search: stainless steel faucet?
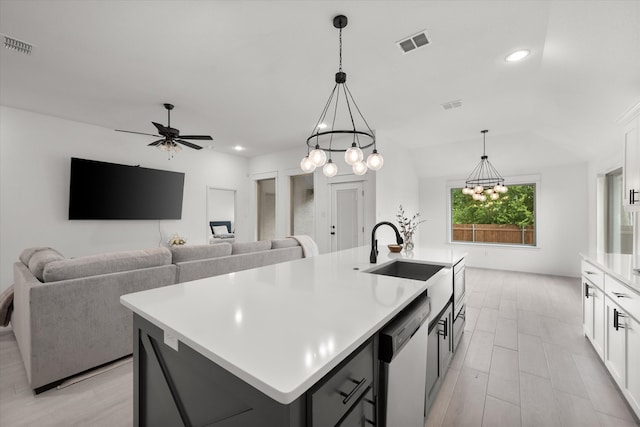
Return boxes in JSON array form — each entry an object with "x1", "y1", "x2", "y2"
[{"x1": 370, "y1": 221, "x2": 404, "y2": 263}]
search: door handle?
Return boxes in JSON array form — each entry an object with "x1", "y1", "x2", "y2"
[
  {"x1": 438, "y1": 318, "x2": 448, "y2": 338},
  {"x1": 614, "y1": 308, "x2": 626, "y2": 331},
  {"x1": 331, "y1": 232, "x2": 335, "y2": 235},
  {"x1": 339, "y1": 377, "x2": 367, "y2": 405},
  {"x1": 584, "y1": 283, "x2": 590, "y2": 299}
]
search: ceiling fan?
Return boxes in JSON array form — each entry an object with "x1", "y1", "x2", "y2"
[{"x1": 115, "y1": 103, "x2": 212, "y2": 152}]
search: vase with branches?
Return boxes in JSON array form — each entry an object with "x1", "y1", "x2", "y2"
[{"x1": 396, "y1": 205, "x2": 425, "y2": 251}]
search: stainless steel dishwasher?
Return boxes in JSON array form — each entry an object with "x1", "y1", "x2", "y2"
[{"x1": 378, "y1": 294, "x2": 431, "y2": 427}]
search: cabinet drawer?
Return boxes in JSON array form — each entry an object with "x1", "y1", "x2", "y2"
[
  {"x1": 605, "y1": 275, "x2": 640, "y2": 322},
  {"x1": 309, "y1": 340, "x2": 374, "y2": 427},
  {"x1": 582, "y1": 260, "x2": 604, "y2": 289}
]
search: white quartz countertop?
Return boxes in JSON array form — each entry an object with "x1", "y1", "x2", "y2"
[
  {"x1": 581, "y1": 252, "x2": 640, "y2": 293},
  {"x1": 120, "y1": 245, "x2": 464, "y2": 404}
]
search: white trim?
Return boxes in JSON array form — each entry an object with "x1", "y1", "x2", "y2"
[{"x1": 616, "y1": 99, "x2": 640, "y2": 125}]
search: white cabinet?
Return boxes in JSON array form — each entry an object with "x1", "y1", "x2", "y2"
[
  {"x1": 604, "y1": 297, "x2": 626, "y2": 388},
  {"x1": 580, "y1": 256, "x2": 640, "y2": 419},
  {"x1": 627, "y1": 315, "x2": 640, "y2": 415},
  {"x1": 621, "y1": 103, "x2": 640, "y2": 212},
  {"x1": 582, "y1": 261, "x2": 605, "y2": 358}
]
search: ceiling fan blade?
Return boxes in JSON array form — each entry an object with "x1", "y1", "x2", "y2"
[
  {"x1": 148, "y1": 139, "x2": 165, "y2": 147},
  {"x1": 178, "y1": 135, "x2": 213, "y2": 140},
  {"x1": 115, "y1": 129, "x2": 161, "y2": 137},
  {"x1": 175, "y1": 139, "x2": 203, "y2": 150}
]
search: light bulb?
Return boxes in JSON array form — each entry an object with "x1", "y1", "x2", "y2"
[
  {"x1": 494, "y1": 184, "x2": 501, "y2": 193},
  {"x1": 491, "y1": 192, "x2": 499, "y2": 200},
  {"x1": 366, "y1": 150, "x2": 384, "y2": 170},
  {"x1": 486, "y1": 188, "x2": 494, "y2": 194},
  {"x1": 474, "y1": 185, "x2": 484, "y2": 193},
  {"x1": 345, "y1": 144, "x2": 363, "y2": 166},
  {"x1": 462, "y1": 188, "x2": 469, "y2": 195},
  {"x1": 300, "y1": 156, "x2": 316, "y2": 173},
  {"x1": 309, "y1": 147, "x2": 327, "y2": 167},
  {"x1": 323, "y1": 160, "x2": 338, "y2": 177},
  {"x1": 501, "y1": 185, "x2": 508, "y2": 193},
  {"x1": 352, "y1": 161, "x2": 367, "y2": 175},
  {"x1": 174, "y1": 144, "x2": 182, "y2": 152},
  {"x1": 479, "y1": 194, "x2": 487, "y2": 202},
  {"x1": 472, "y1": 193, "x2": 480, "y2": 200}
]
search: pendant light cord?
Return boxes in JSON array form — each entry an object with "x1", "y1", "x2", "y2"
[{"x1": 339, "y1": 28, "x2": 343, "y2": 72}]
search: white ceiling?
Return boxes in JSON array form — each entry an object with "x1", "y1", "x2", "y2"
[{"x1": 1, "y1": 1, "x2": 639, "y2": 174}]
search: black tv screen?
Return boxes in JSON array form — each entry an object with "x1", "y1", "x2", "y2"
[{"x1": 69, "y1": 157, "x2": 185, "y2": 220}]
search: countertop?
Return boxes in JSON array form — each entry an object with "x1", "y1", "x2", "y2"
[
  {"x1": 580, "y1": 252, "x2": 640, "y2": 293},
  {"x1": 120, "y1": 245, "x2": 465, "y2": 404}
]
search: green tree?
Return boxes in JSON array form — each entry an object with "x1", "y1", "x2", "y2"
[{"x1": 451, "y1": 184, "x2": 535, "y2": 226}]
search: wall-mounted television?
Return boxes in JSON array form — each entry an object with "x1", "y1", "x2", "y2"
[{"x1": 69, "y1": 157, "x2": 185, "y2": 220}]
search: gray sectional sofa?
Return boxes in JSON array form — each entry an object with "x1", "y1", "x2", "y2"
[{"x1": 12, "y1": 238, "x2": 304, "y2": 392}]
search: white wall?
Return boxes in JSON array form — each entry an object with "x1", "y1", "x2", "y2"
[
  {"x1": 374, "y1": 133, "x2": 421, "y2": 246},
  {"x1": 418, "y1": 162, "x2": 589, "y2": 277},
  {"x1": 0, "y1": 106, "x2": 250, "y2": 292}
]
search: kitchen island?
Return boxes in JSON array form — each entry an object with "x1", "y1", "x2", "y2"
[{"x1": 121, "y1": 245, "x2": 465, "y2": 426}]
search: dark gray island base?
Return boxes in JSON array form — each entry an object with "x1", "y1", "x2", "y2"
[{"x1": 133, "y1": 314, "x2": 376, "y2": 427}]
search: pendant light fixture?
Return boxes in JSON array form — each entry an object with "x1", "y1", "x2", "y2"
[
  {"x1": 301, "y1": 15, "x2": 382, "y2": 177},
  {"x1": 462, "y1": 130, "x2": 508, "y2": 201}
]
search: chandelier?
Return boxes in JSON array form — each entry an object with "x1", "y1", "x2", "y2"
[
  {"x1": 300, "y1": 15, "x2": 382, "y2": 177},
  {"x1": 462, "y1": 130, "x2": 508, "y2": 201}
]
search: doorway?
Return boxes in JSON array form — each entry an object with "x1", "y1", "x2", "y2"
[
  {"x1": 257, "y1": 178, "x2": 276, "y2": 241},
  {"x1": 330, "y1": 181, "x2": 364, "y2": 252}
]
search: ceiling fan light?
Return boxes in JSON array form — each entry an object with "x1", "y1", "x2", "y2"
[
  {"x1": 309, "y1": 147, "x2": 327, "y2": 167},
  {"x1": 352, "y1": 161, "x2": 368, "y2": 176},
  {"x1": 323, "y1": 159, "x2": 338, "y2": 177},
  {"x1": 300, "y1": 156, "x2": 316, "y2": 173}
]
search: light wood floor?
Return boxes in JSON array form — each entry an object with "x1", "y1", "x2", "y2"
[
  {"x1": 425, "y1": 268, "x2": 639, "y2": 427},
  {"x1": 0, "y1": 268, "x2": 638, "y2": 426}
]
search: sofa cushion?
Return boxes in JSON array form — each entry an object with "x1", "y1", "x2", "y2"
[
  {"x1": 231, "y1": 240, "x2": 272, "y2": 255},
  {"x1": 42, "y1": 247, "x2": 171, "y2": 282},
  {"x1": 19, "y1": 247, "x2": 51, "y2": 266},
  {"x1": 170, "y1": 243, "x2": 232, "y2": 263},
  {"x1": 28, "y1": 249, "x2": 65, "y2": 282},
  {"x1": 271, "y1": 238, "x2": 300, "y2": 249}
]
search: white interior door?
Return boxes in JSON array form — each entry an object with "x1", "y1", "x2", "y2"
[{"x1": 331, "y1": 182, "x2": 364, "y2": 252}]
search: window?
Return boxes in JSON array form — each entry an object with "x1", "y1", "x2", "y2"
[
  {"x1": 450, "y1": 183, "x2": 536, "y2": 246},
  {"x1": 604, "y1": 169, "x2": 633, "y2": 254}
]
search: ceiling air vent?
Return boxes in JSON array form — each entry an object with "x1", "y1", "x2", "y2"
[
  {"x1": 441, "y1": 99, "x2": 463, "y2": 111},
  {"x1": 2, "y1": 34, "x2": 33, "y2": 55},
  {"x1": 396, "y1": 30, "x2": 430, "y2": 54}
]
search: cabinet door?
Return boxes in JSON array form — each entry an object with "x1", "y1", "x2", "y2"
[
  {"x1": 592, "y1": 286, "x2": 605, "y2": 359},
  {"x1": 425, "y1": 324, "x2": 440, "y2": 404},
  {"x1": 605, "y1": 298, "x2": 626, "y2": 388},
  {"x1": 583, "y1": 280, "x2": 594, "y2": 339},
  {"x1": 627, "y1": 315, "x2": 640, "y2": 416},
  {"x1": 439, "y1": 304, "x2": 453, "y2": 372},
  {"x1": 623, "y1": 117, "x2": 640, "y2": 211},
  {"x1": 336, "y1": 387, "x2": 375, "y2": 427}
]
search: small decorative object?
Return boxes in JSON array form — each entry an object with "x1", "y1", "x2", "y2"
[
  {"x1": 396, "y1": 205, "x2": 425, "y2": 252},
  {"x1": 168, "y1": 234, "x2": 187, "y2": 246},
  {"x1": 387, "y1": 244, "x2": 402, "y2": 253}
]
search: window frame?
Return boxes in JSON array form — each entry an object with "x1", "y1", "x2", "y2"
[{"x1": 446, "y1": 174, "x2": 540, "y2": 248}]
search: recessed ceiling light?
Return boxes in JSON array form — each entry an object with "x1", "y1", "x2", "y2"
[
  {"x1": 505, "y1": 49, "x2": 530, "y2": 63},
  {"x1": 233, "y1": 145, "x2": 244, "y2": 151}
]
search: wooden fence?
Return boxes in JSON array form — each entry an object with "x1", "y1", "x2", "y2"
[{"x1": 452, "y1": 224, "x2": 535, "y2": 245}]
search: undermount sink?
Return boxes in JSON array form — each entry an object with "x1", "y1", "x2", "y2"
[{"x1": 365, "y1": 260, "x2": 444, "y2": 282}]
